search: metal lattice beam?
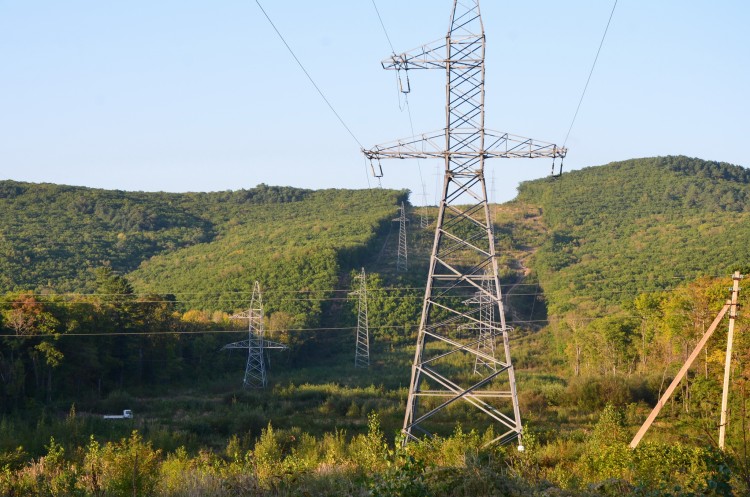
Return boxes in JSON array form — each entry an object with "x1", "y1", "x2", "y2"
[
  {"x1": 363, "y1": 0, "x2": 565, "y2": 447},
  {"x1": 461, "y1": 274, "x2": 500, "y2": 376}
]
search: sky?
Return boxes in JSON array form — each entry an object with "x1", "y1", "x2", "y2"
[{"x1": 1, "y1": 1, "x2": 748, "y2": 204}]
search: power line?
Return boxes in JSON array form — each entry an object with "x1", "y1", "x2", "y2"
[
  {"x1": 372, "y1": 0, "x2": 427, "y2": 203},
  {"x1": 253, "y1": 0, "x2": 370, "y2": 187},
  {"x1": 1, "y1": 276, "x2": 722, "y2": 306},
  {"x1": 0, "y1": 292, "x2": 547, "y2": 306},
  {"x1": 4, "y1": 307, "x2": 729, "y2": 339},
  {"x1": 0, "y1": 320, "x2": 558, "y2": 339},
  {"x1": 405, "y1": 97, "x2": 429, "y2": 208},
  {"x1": 0, "y1": 324, "x2": 406, "y2": 339},
  {"x1": 2, "y1": 273, "x2": 730, "y2": 306},
  {"x1": 367, "y1": 0, "x2": 429, "y2": 207},
  {"x1": 370, "y1": 0, "x2": 396, "y2": 54},
  {"x1": 0, "y1": 282, "x2": 546, "y2": 299},
  {"x1": 562, "y1": 0, "x2": 618, "y2": 149}
]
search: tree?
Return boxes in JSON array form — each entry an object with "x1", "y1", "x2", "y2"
[
  {"x1": 0, "y1": 293, "x2": 61, "y2": 406},
  {"x1": 633, "y1": 292, "x2": 663, "y2": 372}
]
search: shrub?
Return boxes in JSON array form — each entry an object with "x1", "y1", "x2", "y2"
[
  {"x1": 99, "y1": 431, "x2": 161, "y2": 497},
  {"x1": 371, "y1": 436, "x2": 427, "y2": 497},
  {"x1": 567, "y1": 376, "x2": 633, "y2": 410},
  {"x1": 349, "y1": 412, "x2": 387, "y2": 471},
  {"x1": 253, "y1": 423, "x2": 282, "y2": 487}
]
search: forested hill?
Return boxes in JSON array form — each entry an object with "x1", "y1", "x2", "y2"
[
  {"x1": 128, "y1": 188, "x2": 407, "y2": 328},
  {"x1": 0, "y1": 181, "x2": 405, "y2": 298},
  {"x1": 518, "y1": 156, "x2": 750, "y2": 315},
  {"x1": 5, "y1": 155, "x2": 749, "y2": 322}
]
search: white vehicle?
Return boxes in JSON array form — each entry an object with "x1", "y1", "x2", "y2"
[{"x1": 103, "y1": 409, "x2": 133, "y2": 419}]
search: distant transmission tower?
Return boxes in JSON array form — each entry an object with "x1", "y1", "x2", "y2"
[
  {"x1": 419, "y1": 212, "x2": 428, "y2": 229},
  {"x1": 462, "y1": 274, "x2": 499, "y2": 376},
  {"x1": 363, "y1": 0, "x2": 566, "y2": 447},
  {"x1": 395, "y1": 202, "x2": 408, "y2": 272},
  {"x1": 420, "y1": 183, "x2": 430, "y2": 228},
  {"x1": 222, "y1": 281, "x2": 287, "y2": 388},
  {"x1": 351, "y1": 268, "x2": 370, "y2": 368}
]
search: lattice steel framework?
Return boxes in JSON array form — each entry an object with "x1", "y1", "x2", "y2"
[
  {"x1": 462, "y1": 274, "x2": 500, "y2": 376},
  {"x1": 396, "y1": 202, "x2": 408, "y2": 272},
  {"x1": 352, "y1": 268, "x2": 371, "y2": 368},
  {"x1": 363, "y1": 0, "x2": 566, "y2": 446},
  {"x1": 222, "y1": 281, "x2": 287, "y2": 388},
  {"x1": 420, "y1": 212, "x2": 429, "y2": 229}
]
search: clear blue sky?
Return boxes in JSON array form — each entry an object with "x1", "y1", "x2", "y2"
[{"x1": 1, "y1": 1, "x2": 748, "y2": 203}]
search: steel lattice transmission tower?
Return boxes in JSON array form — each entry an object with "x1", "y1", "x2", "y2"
[
  {"x1": 419, "y1": 190, "x2": 430, "y2": 228},
  {"x1": 351, "y1": 268, "x2": 371, "y2": 368},
  {"x1": 462, "y1": 274, "x2": 499, "y2": 376},
  {"x1": 396, "y1": 202, "x2": 408, "y2": 272},
  {"x1": 222, "y1": 281, "x2": 287, "y2": 388},
  {"x1": 420, "y1": 212, "x2": 429, "y2": 229},
  {"x1": 363, "y1": 0, "x2": 566, "y2": 446}
]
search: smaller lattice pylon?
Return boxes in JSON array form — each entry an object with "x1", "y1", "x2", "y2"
[
  {"x1": 221, "y1": 281, "x2": 287, "y2": 388},
  {"x1": 460, "y1": 275, "x2": 501, "y2": 375},
  {"x1": 394, "y1": 202, "x2": 409, "y2": 272},
  {"x1": 419, "y1": 186, "x2": 430, "y2": 228},
  {"x1": 350, "y1": 268, "x2": 370, "y2": 368}
]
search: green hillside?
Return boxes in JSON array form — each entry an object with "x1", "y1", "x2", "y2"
[
  {"x1": 518, "y1": 156, "x2": 750, "y2": 315},
  {"x1": 0, "y1": 181, "x2": 404, "y2": 300},
  {"x1": 128, "y1": 188, "x2": 407, "y2": 328}
]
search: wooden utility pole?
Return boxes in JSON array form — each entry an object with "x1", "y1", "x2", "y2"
[
  {"x1": 630, "y1": 271, "x2": 744, "y2": 449},
  {"x1": 629, "y1": 303, "x2": 730, "y2": 448},
  {"x1": 719, "y1": 271, "x2": 741, "y2": 449}
]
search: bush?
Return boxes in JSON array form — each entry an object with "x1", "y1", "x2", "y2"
[
  {"x1": 566, "y1": 376, "x2": 633, "y2": 410},
  {"x1": 371, "y1": 437, "x2": 427, "y2": 497},
  {"x1": 349, "y1": 412, "x2": 387, "y2": 471},
  {"x1": 253, "y1": 423, "x2": 282, "y2": 487},
  {"x1": 97, "y1": 431, "x2": 161, "y2": 497}
]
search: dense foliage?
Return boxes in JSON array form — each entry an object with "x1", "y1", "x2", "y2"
[
  {"x1": 518, "y1": 156, "x2": 750, "y2": 315},
  {"x1": 0, "y1": 184, "x2": 408, "y2": 411},
  {"x1": 129, "y1": 188, "x2": 406, "y2": 326},
  {"x1": 0, "y1": 181, "x2": 402, "y2": 297},
  {"x1": 0, "y1": 268, "x2": 244, "y2": 413},
  {"x1": 0, "y1": 412, "x2": 742, "y2": 496}
]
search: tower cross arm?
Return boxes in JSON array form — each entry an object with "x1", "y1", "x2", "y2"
[
  {"x1": 363, "y1": 129, "x2": 567, "y2": 160},
  {"x1": 221, "y1": 334, "x2": 288, "y2": 350},
  {"x1": 382, "y1": 37, "x2": 451, "y2": 71},
  {"x1": 256, "y1": 338, "x2": 288, "y2": 350}
]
